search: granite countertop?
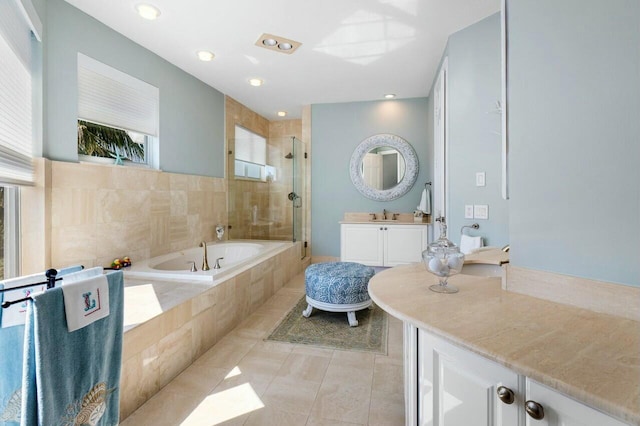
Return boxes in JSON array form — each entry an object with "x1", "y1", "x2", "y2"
[
  {"x1": 339, "y1": 220, "x2": 430, "y2": 225},
  {"x1": 463, "y1": 247, "x2": 509, "y2": 265},
  {"x1": 368, "y1": 263, "x2": 640, "y2": 425},
  {"x1": 341, "y1": 212, "x2": 431, "y2": 225}
]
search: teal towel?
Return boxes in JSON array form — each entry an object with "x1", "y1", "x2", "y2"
[
  {"x1": 0, "y1": 265, "x2": 84, "y2": 425},
  {"x1": 21, "y1": 270, "x2": 124, "y2": 426},
  {"x1": 0, "y1": 285, "x2": 23, "y2": 425}
]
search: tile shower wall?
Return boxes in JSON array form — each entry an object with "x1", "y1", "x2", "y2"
[
  {"x1": 268, "y1": 119, "x2": 302, "y2": 241},
  {"x1": 226, "y1": 96, "x2": 270, "y2": 240},
  {"x1": 226, "y1": 96, "x2": 304, "y2": 242},
  {"x1": 49, "y1": 160, "x2": 227, "y2": 269}
]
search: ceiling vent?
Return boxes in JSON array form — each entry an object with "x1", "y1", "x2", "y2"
[{"x1": 255, "y1": 33, "x2": 302, "y2": 54}]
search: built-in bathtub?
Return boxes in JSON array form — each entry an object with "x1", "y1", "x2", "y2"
[
  {"x1": 124, "y1": 240, "x2": 288, "y2": 282},
  {"x1": 119, "y1": 239, "x2": 308, "y2": 421}
]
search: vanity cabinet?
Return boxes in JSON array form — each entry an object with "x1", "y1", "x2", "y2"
[
  {"x1": 409, "y1": 326, "x2": 629, "y2": 426},
  {"x1": 340, "y1": 223, "x2": 428, "y2": 267}
]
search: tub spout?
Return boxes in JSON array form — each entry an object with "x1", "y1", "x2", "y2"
[
  {"x1": 216, "y1": 224, "x2": 225, "y2": 241},
  {"x1": 200, "y1": 241, "x2": 210, "y2": 271}
]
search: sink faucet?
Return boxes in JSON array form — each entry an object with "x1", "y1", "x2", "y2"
[
  {"x1": 200, "y1": 241, "x2": 210, "y2": 271},
  {"x1": 383, "y1": 209, "x2": 387, "y2": 220}
]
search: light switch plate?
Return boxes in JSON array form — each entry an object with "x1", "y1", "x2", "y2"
[
  {"x1": 474, "y1": 204, "x2": 489, "y2": 219},
  {"x1": 476, "y1": 172, "x2": 486, "y2": 187},
  {"x1": 464, "y1": 205, "x2": 474, "y2": 219}
]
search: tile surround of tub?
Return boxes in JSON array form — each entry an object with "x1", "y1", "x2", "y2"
[
  {"x1": 119, "y1": 242, "x2": 304, "y2": 420},
  {"x1": 44, "y1": 160, "x2": 227, "y2": 270}
]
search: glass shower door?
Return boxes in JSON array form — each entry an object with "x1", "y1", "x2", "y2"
[{"x1": 291, "y1": 137, "x2": 305, "y2": 245}]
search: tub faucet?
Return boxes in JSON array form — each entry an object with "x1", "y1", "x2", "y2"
[
  {"x1": 213, "y1": 257, "x2": 224, "y2": 269},
  {"x1": 200, "y1": 241, "x2": 210, "y2": 271}
]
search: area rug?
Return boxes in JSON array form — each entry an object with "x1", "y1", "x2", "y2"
[{"x1": 266, "y1": 296, "x2": 388, "y2": 354}]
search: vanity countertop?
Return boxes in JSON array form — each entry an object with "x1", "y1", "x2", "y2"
[
  {"x1": 368, "y1": 263, "x2": 640, "y2": 425},
  {"x1": 463, "y1": 247, "x2": 509, "y2": 265},
  {"x1": 341, "y1": 211, "x2": 430, "y2": 225},
  {"x1": 339, "y1": 220, "x2": 430, "y2": 225}
]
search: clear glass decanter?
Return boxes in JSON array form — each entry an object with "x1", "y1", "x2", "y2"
[{"x1": 422, "y1": 218, "x2": 465, "y2": 293}]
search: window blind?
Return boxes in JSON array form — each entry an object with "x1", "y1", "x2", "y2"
[
  {"x1": 78, "y1": 53, "x2": 159, "y2": 137},
  {"x1": 234, "y1": 125, "x2": 266, "y2": 165},
  {"x1": 0, "y1": 0, "x2": 37, "y2": 185}
]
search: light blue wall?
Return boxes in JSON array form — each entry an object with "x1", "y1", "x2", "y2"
[
  {"x1": 447, "y1": 13, "x2": 508, "y2": 248},
  {"x1": 507, "y1": 0, "x2": 640, "y2": 285},
  {"x1": 37, "y1": 0, "x2": 225, "y2": 177},
  {"x1": 311, "y1": 98, "x2": 429, "y2": 257}
]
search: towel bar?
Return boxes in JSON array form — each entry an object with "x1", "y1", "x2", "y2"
[{"x1": 461, "y1": 223, "x2": 479, "y2": 235}]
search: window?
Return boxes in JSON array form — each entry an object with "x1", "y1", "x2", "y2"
[
  {"x1": 77, "y1": 54, "x2": 159, "y2": 167},
  {"x1": 0, "y1": 0, "x2": 41, "y2": 279},
  {"x1": 0, "y1": 187, "x2": 19, "y2": 280},
  {"x1": 77, "y1": 120, "x2": 150, "y2": 165},
  {"x1": 234, "y1": 125, "x2": 267, "y2": 181}
]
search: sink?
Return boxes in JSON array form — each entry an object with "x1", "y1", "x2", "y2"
[{"x1": 370, "y1": 219, "x2": 399, "y2": 222}]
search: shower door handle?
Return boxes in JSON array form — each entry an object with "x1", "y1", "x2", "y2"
[{"x1": 288, "y1": 192, "x2": 302, "y2": 208}]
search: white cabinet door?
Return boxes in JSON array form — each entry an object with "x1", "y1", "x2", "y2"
[
  {"x1": 525, "y1": 379, "x2": 628, "y2": 426},
  {"x1": 418, "y1": 330, "x2": 521, "y2": 426},
  {"x1": 340, "y1": 224, "x2": 384, "y2": 266},
  {"x1": 385, "y1": 225, "x2": 428, "y2": 266},
  {"x1": 341, "y1": 223, "x2": 428, "y2": 267}
]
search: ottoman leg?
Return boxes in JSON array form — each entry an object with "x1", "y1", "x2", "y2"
[
  {"x1": 302, "y1": 304, "x2": 313, "y2": 318},
  {"x1": 347, "y1": 311, "x2": 358, "y2": 327}
]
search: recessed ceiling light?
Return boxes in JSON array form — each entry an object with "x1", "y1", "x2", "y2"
[
  {"x1": 249, "y1": 78, "x2": 263, "y2": 87},
  {"x1": 136, "y1": 4, "x2": 161, "y2": 20},
  {"x1": 197, "y1": 51, "x2": 215, "y2": 62},
  {"x1": 384, "y1": 94, "x2": 396, "y2": 99},
  {"x1": 277, "y1": 111, "x2": 287, "y2": 117},
  {"x1": 255, "y1": 33, "x2": 302, "y2": 55}
]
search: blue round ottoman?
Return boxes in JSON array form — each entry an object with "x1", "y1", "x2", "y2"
[{"x1": 302, "y1": 262, "x2": 375, "y2": 327}]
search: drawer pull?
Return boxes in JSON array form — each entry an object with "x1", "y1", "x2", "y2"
[
  {"x1": 497, "y1": 386, "x2": 515, "y2": 404},
  {"x1": 525, "y1": 400, "x2": 545, "y2": 420}
]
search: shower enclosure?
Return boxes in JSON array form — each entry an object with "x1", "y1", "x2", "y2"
[{"x1": 228, "y1": 136, "x2": 306, "y2": 250}]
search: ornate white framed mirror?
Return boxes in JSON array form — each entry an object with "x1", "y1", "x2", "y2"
[{"x1": 349, "y1": 133, "x2": 419, "y2": 201}]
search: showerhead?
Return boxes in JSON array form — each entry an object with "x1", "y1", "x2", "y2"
[{"x1": 284, "y1": 152, "x2": 293, "y2": 159}]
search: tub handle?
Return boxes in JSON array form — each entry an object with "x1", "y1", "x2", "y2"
[
  {"x1": 214, "y1": 257, "x2": 224, "y2": 269},
  {"x1": 187, "y1": 261, "x2": 197, "y2": 272}
]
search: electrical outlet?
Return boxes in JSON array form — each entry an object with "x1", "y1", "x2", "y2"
[
  {"x1": 476, "y1": 172, "x2": 486, "y2": 187},
  {"x1": 474, "y1": 204, "x2": 489, "y2": 219},
  {"x1": 464, "y1": 205, "x2": 474, "y2": 219}
]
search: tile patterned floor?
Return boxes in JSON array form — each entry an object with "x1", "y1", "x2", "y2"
[{"x1": 121, "y1": 272, "x2": 405, "y2": 426}]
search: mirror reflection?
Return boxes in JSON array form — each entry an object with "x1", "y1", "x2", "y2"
[{"x1": 361, "y1": 147, "x2": 406, "y2": 190}]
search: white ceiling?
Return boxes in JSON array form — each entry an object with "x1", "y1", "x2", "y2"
[{"x1": 64, "y1": 0, "x2": 500, "y2": 120}]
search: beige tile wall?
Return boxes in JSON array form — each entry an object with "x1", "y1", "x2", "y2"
[
  {"x1": 119, "y1": 242, "x2": 308, "y2": 420},
  {"x1": 39, "y1": 160, "x2": 227, "y2": 271},
  {"x1": 226, "y1": 96, "x2": 270, "y2": 240}
]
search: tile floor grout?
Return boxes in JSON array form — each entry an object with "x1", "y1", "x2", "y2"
[{"x1": 121, "y1": 272, "x2": 405, "y2": 425}]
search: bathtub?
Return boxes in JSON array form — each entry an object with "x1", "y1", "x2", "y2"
[{"x1": 124, "y1": 240, "x2": 289, "y2": 282}]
